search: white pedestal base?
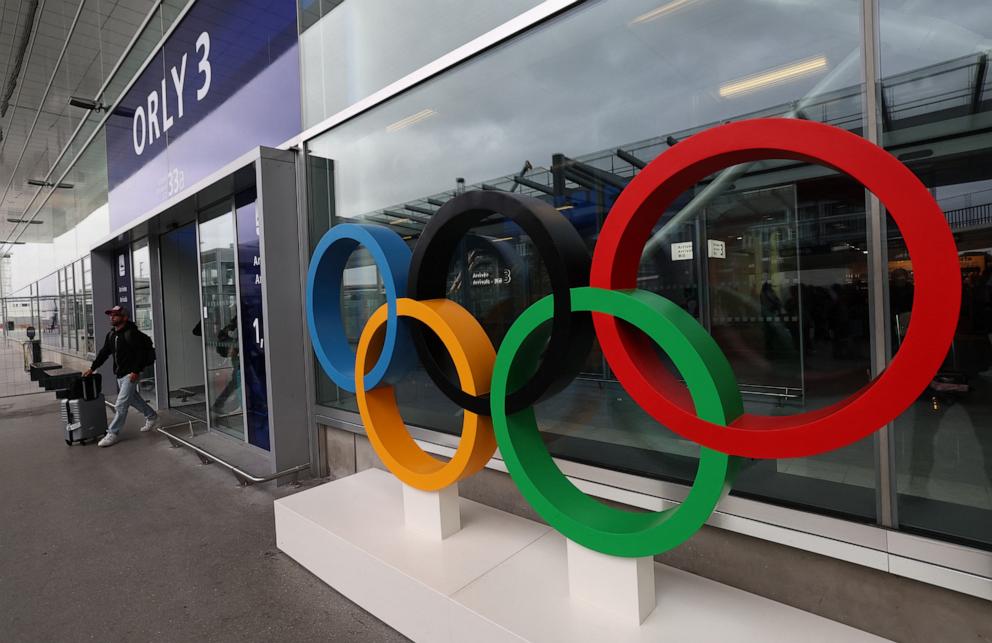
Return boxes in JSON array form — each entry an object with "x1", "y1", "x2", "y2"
[
  {"x1": 566, "y1": 539, "x2": 655, "y2": 625},
  {"x1": 403, "y1": 482, "x2": 461, "y2": 540},
  {"x1": 275, "y1": 469, "x2": 889, "y2": 643}
]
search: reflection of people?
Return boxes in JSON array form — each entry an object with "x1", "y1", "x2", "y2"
[
  {"x1": 889, "y1": 268, "x2": 914, "y2": 348},
  {"x1": 906, "y1": 377, "x2": 992, "y2": 497},
  {"x1": 83, "y1": 306, "x2": 159, "y2": 448},
  {"x1": 212, "y1": 316, "x2": 240, "y2": 413},
  {"x1": 760, "y1": 281, "x2": 781, "y2": 353},
  {"x1": 906, "y1": 258, "x2": 992, "y2": 497}
]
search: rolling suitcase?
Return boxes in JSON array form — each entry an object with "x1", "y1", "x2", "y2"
[{"x1": 62, "y1": 395, "x2": 108, "y2": 446}]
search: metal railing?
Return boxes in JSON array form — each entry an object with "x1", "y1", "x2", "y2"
[
  {"x1": 156, "y1": 419, "x2": 311, "y2": 487},
  {"x1": 945, "y1": 202, "x2": 992, "y2": 230}
]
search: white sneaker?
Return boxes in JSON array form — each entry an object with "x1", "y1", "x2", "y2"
[
  {"x1": 98, "y1": 432, "x2": 120, "y2": 448},
  {"x1": 140, "y1": 416, "x2": 160, "y2": 432}
]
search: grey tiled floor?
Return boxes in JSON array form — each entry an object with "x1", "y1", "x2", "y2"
[{"x1": 0, "y1": 350, "x2": 406, "y2": 642}]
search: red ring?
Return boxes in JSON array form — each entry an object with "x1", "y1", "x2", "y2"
[{"x1": 591, "y1": 118, "x2": 960, "y2": 459}]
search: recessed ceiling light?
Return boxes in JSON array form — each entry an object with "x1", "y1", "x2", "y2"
[
  {"x1": 386, "y1": 109, "x2": 436, "y2": 132},
  {"x1": 719, "y1": 56, "x2": 828, "y2": 98}
]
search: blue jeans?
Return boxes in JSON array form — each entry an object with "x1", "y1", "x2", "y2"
[{"x1": 107, "y1": 375, "x2": 157, "y2": 435}]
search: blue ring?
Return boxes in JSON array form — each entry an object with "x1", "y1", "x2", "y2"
[{"x1": 306, "y1": 224, "x2": 415, "y2": 392}]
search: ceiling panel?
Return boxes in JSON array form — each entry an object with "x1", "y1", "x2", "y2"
[{"x1": 0, "y1": 0, "x2": 166, "y2": 248}]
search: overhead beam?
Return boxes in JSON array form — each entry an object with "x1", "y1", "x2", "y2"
[{"x1": 972, "y1": 53, "x2": 988, "y2": 114}]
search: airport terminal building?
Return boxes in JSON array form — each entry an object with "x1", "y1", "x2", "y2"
[{"x1": 1, "y1": 0, "x2": 991, "y2": 639}]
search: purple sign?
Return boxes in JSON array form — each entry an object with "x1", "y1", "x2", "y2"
[
  {"x1": 236, "y1": 197, "x2": 269, "y2": 450},
  {"x1": 106, "y1": 0, "x2": 300, "y2": 232}
]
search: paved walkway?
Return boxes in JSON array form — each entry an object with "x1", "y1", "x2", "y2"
[{"x1": 0, "y1": 344, "x2": 405, "y2": 642}]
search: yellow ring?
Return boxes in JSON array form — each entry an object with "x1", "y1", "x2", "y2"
[{"x1": 355, "y1": 297, "x2": 497, "y2": 490}]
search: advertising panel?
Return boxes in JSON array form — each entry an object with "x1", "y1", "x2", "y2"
[
  {"x1": 236, "y1": 199, "x2": 269, "y2": 450},
  {"x1": 105, "y1": 0, "x2": 300, "y2": 232}
]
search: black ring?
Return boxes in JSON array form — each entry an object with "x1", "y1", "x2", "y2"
[{"x1": 408, "y1": 190, "x2": 593, "y2": 415}]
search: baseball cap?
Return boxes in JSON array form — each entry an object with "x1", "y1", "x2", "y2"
[{"x1": 104, "y1": 305, "x2": 130, "y2": 316}]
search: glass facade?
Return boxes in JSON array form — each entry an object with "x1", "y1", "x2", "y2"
[
  {"x1": 298, "y1": 0, "x2": 544, "y2": 126},
  {"x1": 304, "y1": 0, "x2": 992, "y2": 552},
  {"x1": 307, "y1": 0, "x2": 876, "y2": 521},
  {"x1": 1, "y1": 256, "x2": 95, "y2": 357},
  {"x1": 878, "y1": 0, "x2": 992, "y2": 549}
]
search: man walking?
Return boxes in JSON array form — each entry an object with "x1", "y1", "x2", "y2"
[{"x1": 83, "y1": 306, "x2": 159, "y2": 447}]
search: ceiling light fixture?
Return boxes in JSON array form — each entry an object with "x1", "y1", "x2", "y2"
[
  {"x1": 629, "y1": 0, "x2": 699, "y2": 25},
  {"x1": 719, "y1": 56, "x2": 828, "y2": 98},
  {"x1": 6, "y1": 218, "x2": 43, "y2": 224},
  {"x1": 26, "y1": 179, "x2": 74, "y2": 188},
  {"x1": 68, "y1": 96, "x2": 109, "y2": 112},
  {"x1": 386, "y1": 109, "x2": 437, "y2": 132}
]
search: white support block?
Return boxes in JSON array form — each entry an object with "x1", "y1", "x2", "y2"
[
  {"x1": 403, "y1": 481, "x2": 462, "y2": 540},
  {"x1": 276, "y1": 469, "x2": 889, "y2": 642},
  {"x1": 566, "y1": 539, "x2": 656, "y2": 625}
]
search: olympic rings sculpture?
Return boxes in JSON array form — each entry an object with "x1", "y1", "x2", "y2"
[{"x1": 306, "y1": 119, "x2": 960, "y2": 558}]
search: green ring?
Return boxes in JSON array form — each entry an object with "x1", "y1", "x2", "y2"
[{"x1": 490, "y1": 287, "x2": 744, "y2": 558}]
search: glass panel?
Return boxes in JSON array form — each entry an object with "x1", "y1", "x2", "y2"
[
  {"x1": 132, "y1": 239, "x2": 157, "y2": 409},
  {"x1": 38, "y1": 273, "x2": 59, "y2": 349},
  {"x1": 161, "y1": 223, "x2": 207, "y2": 419},
  {"x1": 307, "y1": 0, "x2": 875, "y2": 521},
  {"x1": 65, "y1": 267, "x2": 76, "y2": 353},
  {"x1": 59, "y1": 269, "x2": 69, "y2": 351},
  {"x1": 4, "y1": 298, "x2": 35, "y2": 341},
  {"x1": 299, "y1": 0, "x2": 543, "y2": 126},
  {"x1": 880, "y1": 0, "x2": 992, "y2": 550},
  {"x1": 74, "y1": 261, "x2": 86, "y2": 353},
  {"x1": 82, "y1": 256, "x2": 94, "y2": 354},
  {"x1": 199, "y1": 204, "x2": 244, "y2": 439}
]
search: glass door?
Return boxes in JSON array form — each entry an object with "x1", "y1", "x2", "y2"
[
  {"x1": 198, "y1": 202, "x2": 245, "y2": 440},
  {"x1": 161, "y1": 223, "x2": 207, "y2": 419},
  {"x1": 132, "y1": 239, "x2": 157, "y2": 407},
  {"x1": 704, "y1": 185, "x2": 803, "y2": 397}
]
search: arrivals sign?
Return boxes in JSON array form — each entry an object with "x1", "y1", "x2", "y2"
[{"x1": 105, "y1": 0, "x2": 300, "y2": 232}]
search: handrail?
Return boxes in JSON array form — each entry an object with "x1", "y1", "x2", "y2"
[{"x1": 157, "y1": 421, "x2": 310, "y2": 487}]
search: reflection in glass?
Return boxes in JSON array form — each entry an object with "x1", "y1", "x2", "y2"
[
  {"x1": 199, "y1": 207, "x2": 244, "y2": 440},
  {"x1": 299, "y1": 0, "x2": 541, "y2": 125},
  {"x1": 132, "y1": 239, "x2": 157, "y2": 409},
  {"x1": 161, "y1": 223, "x2": 207, "y2": 419},
  {"x1": 877, "y1": 0, "x2": 992, "y2": 550}
]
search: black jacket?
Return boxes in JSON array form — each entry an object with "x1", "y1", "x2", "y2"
[{"x1": 91, "y1": 321, "x2": 153, "y2": 377}]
